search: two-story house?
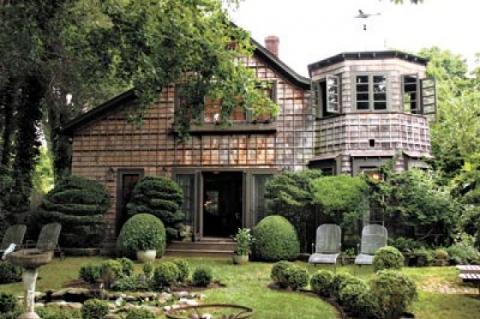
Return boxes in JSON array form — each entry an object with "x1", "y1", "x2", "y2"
[{"x1": 63, "y1": 37, "x2": 435, "y2": 250}]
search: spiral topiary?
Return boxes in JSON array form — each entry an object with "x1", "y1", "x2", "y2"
[
  {"x1": 252, "y1": 216, "x2": 300, "y2": 261},
  {"x1": 126, "y1": 176, "x2": 184, "y2": 240},
  {"x1": 116, "y1": 214, "x2": 166, "y2": 258},
  {"x1": 35, "y1": 175, "x2": 110, "y2": 247}
]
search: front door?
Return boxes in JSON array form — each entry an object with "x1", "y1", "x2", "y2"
[
  {"x1": 202, "y1": 172, "x2": 243, "y2": 237},
  {"x1": 116, "y1": 169, "x2": 144, "y2": 235}
]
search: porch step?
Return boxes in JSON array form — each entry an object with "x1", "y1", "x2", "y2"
[{"x1": 166, "y1": 239, "x2": 236, "y2": 257}]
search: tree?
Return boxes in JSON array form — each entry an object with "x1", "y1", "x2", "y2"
[{"x1": 0, "y1": 0, "x2": 276, "y2": 212}]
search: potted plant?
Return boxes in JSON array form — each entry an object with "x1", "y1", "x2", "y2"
[{"x1": 232, "y1": 228, "x2": 254, "y2": 265}]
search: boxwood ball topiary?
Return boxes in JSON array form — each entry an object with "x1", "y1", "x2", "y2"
[
  {"x1": 284, "y1": 265, "x2": 309, "y2": 290},
  {"x1": 252, "y1": 216, "x2": 300, "y2": 261},
  {"x1": 152, "y1": 262, "x2": 179, "y2": 289},
  {"x1": 173, "y1": 259, "x2": 190, "y2": 283},
  {"x1": 126, "y1": 176, "x2": 184, "y2": 240},
  {"x1": 373, "y1": 246, "x2": 405, "y2": 271},
  {"x1": 270, "y1": 261, "x2": 293, "y2": 288},
  {"x1": 116, "y1": 214, "x2": 166, "y2": 258},
  {"x1": 35, "y1": 175, "x2": 111, "y2": 247},
  {"x1": 192, "y1": 266, "x2": 213, "y2": 287},
  {"x1": 310, "y1": 270, "x2": 334, "y2": 297}
]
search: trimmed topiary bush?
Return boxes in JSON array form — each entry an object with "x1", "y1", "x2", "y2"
[
  {"x1": 413, "y1": 248, "x2": 434, "y2": 267},
  {"x1": 192, "y1": 266, "x2": 213, "y2": 287},
  {"x1": 284, "y1": 265, "x2": 308, "y2": 290},
  {"x1": 82, "y1": 299, "x2": 109, "y2": 319},
  {"x1": 252, "y1": 216, "x2": 300, "y2": 261},
  {"x1": 127, "y1": 176, "x2": 184, "y2": 240},
  {"x1": 331, "y1": 272, "x2": 357, "y2": 300},
  {"x1": 116, "y1": 214, "x2": 166, "y2": 258},
  {"x1": 338, "y1": 284, "x2": 377, "y2": 318},
  {"x1": 125, "y1": 308, "x2": 156, "y2": 319},
  {"x1": 373, "y1": 246, "x2": 405, "y2": 271},
  {"x1": 117, "y1": 258, "x2": 134, "y2": 276},
  {"x1": 79, "y1": 264, "x2": 102, "y2": 284},
  {"x1": 100, "y1": 260, "x2": 124, "y2": 289},
  {"x1": 310, "y1": 270, "x2": 334, "y2": 297},
  {"x1": 369, "y1": 270, "x2": 417, "y2": 319},
  {"x1": 338, "y1": 279, "x2": 369, "y2": 305},
  {"x1": 35, "y1": 175, "x2": 110, "y2": 247},
  {"x1": 270, "y1": 261, "x2": 292, "y2": 288},
  {"x1": 152, "y1": 262, "x2": 179, "y2": 289},
  {"x1": 434, "y1": 248, "x2": 449, "y2": 266},
  {"x1": 173, "y1": 259, "x2": 190, "y2": 283},
  {"x1": 0, "y1": 262, "x2": 22, "y2": 284}
]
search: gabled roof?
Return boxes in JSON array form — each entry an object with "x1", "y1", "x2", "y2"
[
  {"x1": 63, "y1": 39, "x2": 310, "y2": 135},
  {"x1": 308, "y1": 50, "x2": 428, "y2": 75}
]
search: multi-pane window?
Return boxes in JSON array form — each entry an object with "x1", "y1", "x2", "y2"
[
  {"x1": 402, "y1": 75, "x2": 436, "y2": 115},
  {"x1": 403, "y1": 75, "x2": 419, "y2": 113},
  {"x1": 253, "y1": 174, "x2": 273, "y2": 224},
  {"x1": 313, "y1": 75, "x2": 340, "y2": 118},
  {"x1": 355, "y1": 75, "x2": 388, "y2": 111},
  {"x1": 176, "y1": 174, "x2": 195, "y2": 225}
]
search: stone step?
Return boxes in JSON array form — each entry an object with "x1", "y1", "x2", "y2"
[{"x1": 166, "y1": 239, "x2": 236, "y2": 257}]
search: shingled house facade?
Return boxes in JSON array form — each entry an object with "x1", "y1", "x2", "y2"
[{"x1": 63, "y1": 37, "x2": 435, "y2": 245}]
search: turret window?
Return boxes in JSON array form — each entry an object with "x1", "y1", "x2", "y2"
[{"x1": 355, "y1": 74, "x2": 388, "y2": 111}]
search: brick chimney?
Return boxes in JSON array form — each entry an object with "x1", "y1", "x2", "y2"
[{"x1": 264, "y1": 35, "x2": 280, "y2": 57}]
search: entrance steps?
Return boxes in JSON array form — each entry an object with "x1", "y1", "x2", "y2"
[{"x1": 166, "y1": 238, "x2": 236, "y2": 257}]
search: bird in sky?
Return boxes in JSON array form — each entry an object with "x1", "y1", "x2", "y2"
[{"x1": 355, "y1": 9, "x2": 381, "y2": 19}]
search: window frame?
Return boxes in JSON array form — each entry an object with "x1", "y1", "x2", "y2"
[
  {"x1": 353, "y1": 73, "x2": 390, "y2": 112},
  {"x1": 402, "y1": 73, "x2": 421, "y2": 114},
  {"x1": 313, "y1": 75, "x2": 341, "y2": 119}
]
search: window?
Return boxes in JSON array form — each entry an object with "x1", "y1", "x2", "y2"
[
  {"x1": 176, "y1": 174, "x2": 195, "y2": 225},
  {"x1": 313, "y1": 75, "x2": 340, "y2": 118},
  {"x1": 355, "y1": 74, "x2": 388, "y2": 111},
  {"x1": 252, "y1": 174, "x2": 273, "y2": 224},
  {"x1": 402, "y1": 75, "x2": 436, "y2": 115}
]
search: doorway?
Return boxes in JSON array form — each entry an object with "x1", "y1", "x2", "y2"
[
  {"x1": 116, "y1": 169, "x2": 144, "y2": 235},
  {"x1": 202, "y1": 172, "x2": 243, "y2": 237}
]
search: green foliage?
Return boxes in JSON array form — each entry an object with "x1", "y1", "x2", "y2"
[
  {"x1": 312, "y1": 175, "x2": 368, "y2": 229},
  {"x1": 252, "y1": 216, "x2": 300, "y2": 261},
  {"x1": 81, "y1": 299, "x2": 109, "y2": 319},
  {"x1": 192, "y1": 266, "x2": 213, "y2": 287},
  {"x1": 111, "y1": 275, "x2": 148, "y2": 292},
  {"x1": 233, "y1": 228, "x2": 254, "y2": 256},
  {"x1": 35, "y1": 175, "x2": 111, "y2": 247},
  {"x1": 310, "y1": 270, "x2": 334, "y2": 297},
  {"x1": 265, "y1": 170, "x2": 322, "y2": 251},
  {"x1": 127, "y1": 176, "x2": 184, "y2": 240},
  {"x1": 0, "y1": 166, "x2": 14, "y2": 232},
  {"x1": 0, "y1": 262, "x2": 21, "y2": 284},
  {"x1": 270, "y1": 261, "x2": 292, "y2": 288},
  {"x1": 116, "y1": 214, "x2": 166, "y2": 258},
  {"x1": 331, "y1": 272, "x2": 357, "y2": 300},
  {"x1": 434, "y1": 249, "x2": 449, "y2": 266},
  {"x1": 37, "y1": 306, "x2": 81, "y2": 319},
  {"x1": 388, "y1": 237, "x2": 423, "y2": 254},
  {"x1": 125, "y1": 308, "x2": 155, "y2": 319},
  {"x1": 413, "y1": 248, "x2": 434, "y2": 267},
  {"x1": 152, "y1": 262, "x2": 179, "y2": 289},
  {"x1": 0, "y1": 293, "x2": 17, "y2": 313},
  {"x1": 100, "y1": 260, "x2": 124, "y2": 289},
  {"x1": 32, "y1": 146, "x2": 54, "y2": 195},
  {"x1": 369, "y1": 270, "x2": 417, "y2": 319},
  {"x1": 373, "y1": 246, "x2": 405, "y2": 271},
  {"x1": 117, "y1": 258, "x2": 134, "y2": 277},
  {"x1": 173, "y1": 259, "x2": 190, "y2": 283},
  {"x1": 79, "y1": 264, "x2": 102, "y2": 284},
  {"x1": 446, "y1": 239, "x2": 480, "y2": 265},
  {"x1": 338, "y1": 280, "x2": 370, "y2": 312},
  {"x1": 143, "y1": 262, "x2": 154, "y2": 279},
  {"x1": 284, "y1": 265, "x2": 308, "y2": 291}
]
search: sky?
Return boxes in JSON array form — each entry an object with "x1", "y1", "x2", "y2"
[{"x1": 230, "y1": 0, "x2": 479, "y2": 76}]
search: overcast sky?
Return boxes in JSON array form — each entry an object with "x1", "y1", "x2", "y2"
[{"x1": 230, "y1": 0, "x2": 479, "y2": 76}]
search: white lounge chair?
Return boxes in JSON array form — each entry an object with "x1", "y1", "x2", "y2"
[
  {"x1": 308, "y1": 224, "x2": 342, "y2": 266},
  {"x1": 355, "y1": 224, "x2": 388, "y2": 265}
]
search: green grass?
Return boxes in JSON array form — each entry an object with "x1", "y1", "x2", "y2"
[{"x1": 2, "y1": 257, "x2": 480, "y2": 319}]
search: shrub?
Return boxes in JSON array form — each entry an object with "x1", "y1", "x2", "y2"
[
  {"x1": 192, "y1": 266, "x2": 213, "y2": 287},
  {"x1": 79, "y1": 264, "x2": 102, "y2": 284},
  {"x1": 284, "y1": 265, "x2": 308, "y2": 290},
  {"x1": 270, "y1": 261, "x2": 292, "y2": 288},
  {"x1": 446, "y1": 243, "x2": 480, "y2": 265},
  {"x1": 369, "y1": 270, "x2": 417, "y2": 319},
  {"x1": 126, "y1": 176, "x2": 184, "y2": 240},
  {"x1": 331, "y1": 272, "x2": 356, "y2": 300},
  {"x1": 117, "y1": 258, "x2": 134, "y2": 276},
  {"x1": 81, "y1": 299, "x2": 109, "y2": 319},
  {"x1": 116, "y1": 214, "x2": 166, "y2": 259},
  {"x1": 388, "y1": 237, "x2": 423, "y2": 254},
  {"x1": 35, "y1": 175, "x2": 110, "y2": 247},
  {"x1": 37, "y1": 306, "x2": 81, "y2": 319},
  {"x1": 233, "y1": 228, "x2": 254, "y2": 256},
  {"x1": 125, "y1": 308, "x2": 155, "y2": 319},
  {"x1": 413, "y1": 248, "x2": 434, "y2": 267},
  {"x1": 373, "y1": 246, "x2": 405, "y2": 271},
  {"x1": 0, "y1": 262, "x2": 22, "y2": 284},
  {"x1": 252, "y1": 216, "x2": 300, "y2": 261},
  {"x1": 434, "y1": 249, "x2": 449, "y2": 266},
  {"x1": 339, "y1": 285, "x2": 377, "y2": 318},
  {"x1": 310, "y1": 270, "x2": 334, "y2": 297},
  {"x1": 0, "y1": 293, "x2": 17, "y2": 313},
  {"x1": 100, "y1": 260, "x2": 124, "y2": 289},
  {"x1": 152, "y1": 262, "x2": 179, "y2": 289},
  {"x1": 143, "y1": 262, "x2": 154, "y2": 278},
  {"x1": 111, "y1": 275, "x2": 148, "y2": 291},
  {"x1": 173, "y1": 259, "x2": 190, "y2": 283}
]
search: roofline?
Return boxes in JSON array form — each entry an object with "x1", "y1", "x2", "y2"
[
  {"x1": 62, "y1": 39, "x2": 310, "y2": 135},
  {"x1": 62, "y1": 89, "x2": 136, "y2": 135},
  {"x1": 308, "y1": 50, "x2": 428, "y2": 75}
]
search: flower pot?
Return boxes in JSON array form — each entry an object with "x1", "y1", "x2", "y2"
[
  {"x1": 136, "y1": 250, "x2": 157, "y2": 263},
  {"x1": 232, "y1": 254, "x2": 249, "y2": 265}
]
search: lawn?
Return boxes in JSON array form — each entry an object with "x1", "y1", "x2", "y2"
[{"x1": 2, "y1": 257, "x2": 480, "y2": 319}]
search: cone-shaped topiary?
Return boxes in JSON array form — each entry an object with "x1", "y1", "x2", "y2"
[
  {"x1": 252, "y1": 216, "x2": 300, "y2": 261},
  {"x1": 35, "y1": 175, "x2": 110, "y2": 247},
  {"x1": 127, "y1": 176, "x2": 184, "y2": 240},
  {"x1": 116, "y1": 214, "x2": 166, "y2": 258}
]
